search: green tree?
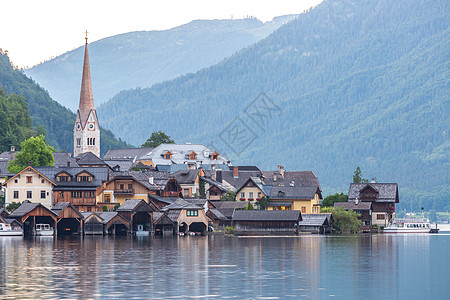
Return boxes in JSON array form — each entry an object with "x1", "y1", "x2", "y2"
[
  {"x1": 322, "y1": 193, "x2": 348, "y2": 207},
  {"x1": 322, "y1": 207, "x2": 362, "y2": 233},
  {"x1": 7, "y1": 135, "x2": 54, "y2": 173},
  {"x1": 220, "y1": 191, "x2": 236, "y2": 201},
  {"x1": 244, "y1": 202, "x2": 254, "y2": 210},
  {"x1": 6, "y1": 201, "x2": 22, "y2": 213},
  {"x1": 114, "y1": 204, "x2": 120, "y2": 211},
  {"x1": 353, "y1": 166, "x2": 368, "y2": 183},
  {"x1": 141, "y1": 131, "x2": 175, "y2": 148},
  {"x1": 257, "y1": 196, "x2": 270, "y2": 210},
  {"x1": 199, "y1": 180, "x2": 206, "y2": 199},
  {"x1": 102, "y1": 205, "x2": 108, "y2": 212}
]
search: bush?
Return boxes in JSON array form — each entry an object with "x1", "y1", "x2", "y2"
[
  {"x1": 225, "y1": 226, "x2": 235, "y2": 234},
  {"x1": 102, "y1": 205, "x2": 108, "y2": 212}
]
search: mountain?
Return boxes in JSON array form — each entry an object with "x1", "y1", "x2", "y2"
[
  {"x1": 97, "y1": 0, "x2": 450, "y2": 210},
  {"x1": 0, "y1": 52, "x2": 130, "y2": 156},
  {"x1": 25, "y1": 16, "x2": 298, "y2": 111}
]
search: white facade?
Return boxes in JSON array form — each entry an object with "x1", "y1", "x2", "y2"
[{"x1": 74, "y1": 110, "x2": 100, "y2": 157}]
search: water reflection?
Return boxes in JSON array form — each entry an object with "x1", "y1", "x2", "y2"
[{"x1": 0, "y1": 234, "x2": 448, "y2": 299}]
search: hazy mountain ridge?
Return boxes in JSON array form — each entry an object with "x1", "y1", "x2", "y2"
[
  {"x1": 25, "y1": 15, "x2": 298, "y2": 111},
  {"x1": 0, "y1": 52, "x2": 130, "y2": 155},
  {"x1": 97, "y1": 0, "x2": 449, "y2": 210}
]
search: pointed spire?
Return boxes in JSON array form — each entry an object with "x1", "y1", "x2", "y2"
[{"x1": 78, "y1": 32, "x2": 95, "y2": 125}]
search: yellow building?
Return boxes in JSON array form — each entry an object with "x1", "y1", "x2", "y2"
[
  {"x1": 2, "y1": 166, "x2": 55, "y2": 209},
  {"x1": 267, "y1": 186, "x2": 322, "y2": 213}
]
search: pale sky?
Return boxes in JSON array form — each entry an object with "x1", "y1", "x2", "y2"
[{"x1": 1, "y1": 0, "x2": 322, "y2": 68}]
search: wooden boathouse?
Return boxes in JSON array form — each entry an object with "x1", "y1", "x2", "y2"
[
  {"x1": 52, "y1": 202, "x2": 84, "y2": 235},
  {"x1": 8, "y1": 201, "x2": 58, "y2": 236},
  {"x1": 232, "y1": 210, "x2": 302, "y2": 235},
  {"x1": 117, "y1": 199, "x2": 154, "y2": 234}
]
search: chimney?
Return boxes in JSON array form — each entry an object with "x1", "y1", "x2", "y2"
[
  {"x1": 149, "y1": 177, "x2": 154, "y2": 185},
  {"x1": 278, "y1": 165, "x2": 285, "y2": 178},
  {"x1": 212, "y1": 169, "x2": 217, "y2": 181},
  {"x1": 371, "y1": 178, "x2": 377, "y2": 183},
  {"x1": 233, "y1": 166, "x2": 238, "y2": 178},
  {"x1": 216, "y1": 170, "x2": 223, "y2": 183},
  {"x1": 10, "y1": 146, "x2": 15, "y2": 152},
  {"x1": 67, "y1": 162, "x2": 70, "y2": 167}
]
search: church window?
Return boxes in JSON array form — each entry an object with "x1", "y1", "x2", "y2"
[
  {"x1": 93, "y1": 138, "x2": 95, "y2": 145},
  {"x1": 76, "y1": 138, "x2": 81, "y2": 146},
  {"x1": 87, "y1": 138, "x2": 90, "y2": 145}
]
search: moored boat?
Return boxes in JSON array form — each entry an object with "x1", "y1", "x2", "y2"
[
  {"x1": 0, "y1": 223, "x2": 23, "y2": 236},
  {"x1": 384, "y1": 218, "x2": 435, "y2": 233},
  {"x1": 35, "y1": 224, "x2": 54, "y2": 236}
]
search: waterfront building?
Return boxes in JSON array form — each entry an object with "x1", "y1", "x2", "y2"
[
  {"x1": 268, "y1": 185, "x2": 322, "y2": 213},
  {"x1": 299, "y1": 213, "x2": 333, "y2": 234},
  {"x1": 74, "y1": 35, "x2": 100, "y2": 158},
  {"x1": 116, "y1": 199, "x2": 155, "y2": 234},
  {"x1": 347, "y1": 183, "x2": 399, "y2": 227},
  {"x1": 235, "y1": 176, "x2": 270, "y2": 204},
  {"x1": 161, "y1": 198, "x2": 209, "y2": 234},
  {"x1": 8, "y1": 201, "x2": 58, "y2": 236},
  {"x1": 231, "y1": 210, "x2": 302, "y2": 235}
]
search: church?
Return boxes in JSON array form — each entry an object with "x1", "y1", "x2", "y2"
[{"x1": 73, "y1": 33, "x2": 100, "y2": 157}]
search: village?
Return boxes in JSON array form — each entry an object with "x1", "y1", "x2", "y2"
[{"x1": 0, "y1": 36, "x2": 399, "y2": 238}]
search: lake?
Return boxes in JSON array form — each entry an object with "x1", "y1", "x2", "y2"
[{"x1": 1, "y1": 231, "x2": 449, "y2": 299}]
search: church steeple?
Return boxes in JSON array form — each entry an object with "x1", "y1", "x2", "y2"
[
  {"x1": 74, "y1": 31, "x2": 100, "y2": 158},
  {"x1": 78, "y1": 31, "x2": 95, "y2": 126}
]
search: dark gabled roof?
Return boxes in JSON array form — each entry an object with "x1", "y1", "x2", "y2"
[
  {"x1": 148, "y1": 194, "x2": 178, "y2": 205},
  {"x1": 76, "y1": 152, "x2": 108, "y2": 166},
  {"x1": 263, "y1": 170, "x2": 321, "y2": 191},
  {"x1": 348, "y1": 183, "x2": 399, "y2": 203},
  {"x1": 104, "y1": 159, "x2": 134, "y2": 172},
  {"x1": 237, "y1": 166, "x2": 261, "y2": 172},
  {"x1": 3, "y1": 166, "x2": 57, "y2": 186},
  {"x1": 168, "y1": 164, "x2": 189, "y2": 174},
  {"x1": 334, "y1": 201, "x2": 372, "y2": 210},
  {"x1": 166, "y1": 210, "x2": 182, "y2": 222},
  {"x1": 219, "y1": 170, "x2": 263, "y2": 189},
  {"x1": 0, "y1": 151, "x2": 16, "y2": 161},
  {"x1": 53, "y1": 152, "x2": 79, "y2": 167},
  {"x1": 117, "y1": 199, "x2": 150, "y2": 212},
  {"x1": 232, "y1": 210, "x2": 301, "y2": 222},
  {"x1": 299, "y1": 214, "x2": 332, "y2": 226},
  {"x1": 34, "y1": 166, "x2": 109, "y2": 188},
  {"x1": 184, "y1": 199, "x2": 208, "y2": 207},
  {"x1": 4, "y1": 218, "x2": 21, "y2": 226},
  {"x1": 97, "y1": 212, "x2": 130, "y2": 225},
  {"x1": 109, "y1": 171, "x2": 160, "y2": 191},
  {"x1": 270, "y1": 186, "x2": 321, "y2": 200},
  {"x1": 172, "y1": 169, "x2": 199, "y2": 184},
  {"x1": 144, "y1": 171, "x2": 173, "y2": 189},
  {"x1": 0, "y1": 160, "x2": 14, "y2": 177},
  {"x1": 103, "y1": 147, "x2": 154, "y2": 160},
  {"x1": 51, "y1": 202, "x2": 83, "y2": 218},
  {"x1": 0, "y1": 208, "x2": 8, "y2": 217},
  {"x1": 161, "y1": 198, "x2": 202, "y2": 211},
  {"x1": 201, "y1": 177, "x2": 229, "y2": 192},
  {"x1": 9, "y1": 202, "x2": 57, "y2": 218},
  {"x1": 235, "y1": 177, "x2": 271, "y2": 196},
  {"x1": 212, "y1": 201, "x2": 252, "y2": 219},
  {"x1": 207, "y1": 208, "x2": 227, "y2": 220}
]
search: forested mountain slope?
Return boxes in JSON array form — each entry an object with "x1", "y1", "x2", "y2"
[
  {"x1": 25, "y1": 16, "x2": 298, "y2": 111},
  {"x1": 97, "y1": 0, "x2": 449, "y2": 210},
  {"x1": 0, "y1": 52, "x2": 130, "y2": 156}
]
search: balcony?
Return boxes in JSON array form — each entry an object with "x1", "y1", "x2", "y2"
[{"x1": 114, "y1": 188, "x2": 134, "y2": 195}]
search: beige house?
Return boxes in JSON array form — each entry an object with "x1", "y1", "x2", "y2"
[
  {"x1": 162, "y1": 199, "x2": 209, "y2": 234},
  {"x1": 235, "y1": 177, "x2": 269, "y2": 205},
  {"x1": 267, "y1": 186, "x2": 322, "y2": 213},
  {"x1": 2, "y1": 166, "x2": 56, "y2": 209}
]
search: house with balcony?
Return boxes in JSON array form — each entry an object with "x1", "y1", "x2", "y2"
[
  {"x1": 347, "y1": 183, "x2": 399, "y2": 227},
  {"x1": 97, "y1": 171, "x2": 160, "y2": 211},
  {"x1": 172, "y1": 169, "x2": 204, "y2": 198},
  {"x1": 34, "y1": 166, "x2": 110, "y2": 212}
]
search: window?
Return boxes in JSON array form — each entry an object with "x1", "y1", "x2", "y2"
[
  {"x1": 41, "y1": 179, "x2": 45, "y2": 184},
  {"x1": 57, "y1": 176, "x2": 69, "y2": 182},
  {"x1": 377, "y1": 214, "x2": 385, "y2": 220},
  {"x1": 87, "y1": 207, "x2": 92, "y2": 212},
  {"x1": 258, "y1": 192, "x2": 262, "y2": 198},
  {"x1": 92, "y1": 138, "x2": 95, "y2": 145},
  {"x1": 120, "y1": 184, "x2": 124, "y2": 189},
  {"x1": 164, "y1": 152, "x2": 172, "y2": 160},
  {"x1": 249, "y1": 192, "x2": 254, "y2": 199},
  {"x1": 76, "y1": 138, "x2": 81, "y2": 146},
  {"x1": 183, "y1": 189, "x2": 190, "y2": 197},
  {"x1": 241, "y1": 192, "x2": 245, "y2": 198},
  {"x1": 128, "y1": 184, "x2": 133, "y2": 189},
  {"x1": 14, "y1": 179, "x2": 18, "y2": 183},
  {"x1": 301, "y1": 206, "x2": 306, "y2": 213},
  {"x1": 27, "y1": 191, "x2": 32, "y2": 199},
  {"x1": 13, "y1": 191, "x2": 19, "y2": 199},
  {"x1": 40, "y1": 190, "x2": 46, "y2": 199},
  {"x1": 84, "y1": 191, "x2": 95, "y2": 198},
  {"x1": 77, "y1": 176, "x2": 91, "y2": 182},
  {"x1": 189, "y1": 152, "x2": 197, "y2": 160},
  {"x1": 104, "y1": 194, "x2": 111, "y2": 203},
  {"x1": 59, "y1": 191, "x2": 64, "y2": 199},
  {"x1": 26, "y1": 176, "x2": 32, "y2": 183},
  {"x1": 71, "y1": 191, "x2": 83, "y2": 198},
  {"x1": 186, "y1": 210, "x2": 198, "y2": 217}
]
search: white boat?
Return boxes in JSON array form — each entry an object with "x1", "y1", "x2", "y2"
[
  {"x1": 35, "y1": 224, "x2": 54, "y2": 236},
  {"x1": 0, "y1": 223, "x2": 23, "y2": 236},
  {"x1": 384, "y1": 218, "x2": 433, "y2": 233}
]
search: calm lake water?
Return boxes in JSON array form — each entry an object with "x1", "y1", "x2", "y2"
[{"x1": 1, "y1": 232, "x2": 449, "y2": 299}]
